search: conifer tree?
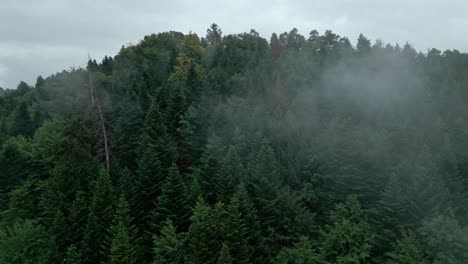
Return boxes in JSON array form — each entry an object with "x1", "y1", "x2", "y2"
[
  {"x1": 232, "y1": 182, "x2": 267, "y2": 262},
  {"x1": 81, "y1": 169, "x2": 116, "y2": 264},
  {"x1": 321, "y1": 196, "x2": 374, "y2": 263},
  {"x1": 150, "y1": 163, "x2": 191, "y2": 232},
  {"x1": 104, "y1": 196, "x2": 138, "y2": 264},
  {"x1": 215, "y1": 145, "x2": 244, "y2": 202},
  {"x1": 188, "y1": 200, "x2": 224, "y2": 264},
  {"x1": 153, "y1": 219, "x2": 185, "y2": 264},
  {"x1": 64, "y1": 245, "x2": 81, "y2": 264},
  {"x1": 385, "y1": 230, "x2": 426, "y2": 264},
  {"x1": 223, "y1": 195, "x2": 251, "y2": 264},
  {"x1": 217, "y1": 243, "x2": 232, "y2": 264}
]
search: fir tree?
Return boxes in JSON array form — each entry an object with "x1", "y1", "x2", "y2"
[
  {"x1": 385, "y1": 230, "x2": 426, "y2": 264},
  {"x1": 64, "y1": 245, "x2": 82, "y2": 264},
  {"x1": 150, "y1": 163, "x2": 191, "y2": 233},
  {"x1": 153, "y1": 219, "x2": 185, "y2": 264},
  {"x1": 217, "y1": 243, "x2": 232, "y2": 264},
  {"x1": 104, "y1": 196, "x2": 138, "y2": 264},
  {"x1": 81, "y1": 169, "x2": 116, "y2": 263}
]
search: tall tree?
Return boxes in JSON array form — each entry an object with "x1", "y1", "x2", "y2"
[
  {"x1": 150, "y1": 163, "x2": 191, "y2": 233},
  {"x1": 153, "y1": 219, "x2": 185, "y2": 264},
  {"x1": 81, "y1": 169, "x2": 116, "y2": 264},
  {"x1": 104, "y1": 196, "x2": 138, "y2": 264},
  {"x1": 207, "y1": 23, "x2": 223, "y2": 45}
]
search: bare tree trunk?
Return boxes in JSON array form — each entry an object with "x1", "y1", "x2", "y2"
[{"x1": 88, "y1": 72, "x2": 110, "y2": 172}]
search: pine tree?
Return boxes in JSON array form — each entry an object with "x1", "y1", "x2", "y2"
[
  {"x1": 141, "y1": 100, "x2": 176, "y2": 169},
  {"x1": 9, "y1": 100, "x2": 33, "y2": 137},
  {"x1": 81, "y1": 169, "x2": 116, "y2": 264},
  {"x1": 0, "y1": 220, "x2": 53, "y2": 264},
  {"x1": 177, "y1": 104, "x2": 208, "y2": 169},
  {"x1": 232, "y1": 182, "x2": 267, "y2": 262},
  {"x1": 64, "y1": 245, "x2": 81, "y2": 264},
  {"x1": 223, "y1": 195, "x2": 251, "y2": 264},
  {"x1": 217, "y1": 243, "x2": 232, "y2": 264},
  {"x1": 197, "y1": 132, "x2": 226, "y2": 203},
  {"x1": 104, "y1": 196, "x2": 138, "y2": 264},
  {"x1": 215, "y1": 145, "x2": 244, "y2": 202},
  {"x1": 150, "y1": 163, "x2": 191, "y2": 233},
  {"x1": 68, "y1": 191, "x2": 88, "y2": 247},
  {"x1": 188, "y1": 200, "x2": 224, "y2": 264},
  {"x1": 321, "y1": 196, "x2": 374, "y2": 264},
  {"x1": 49, "y1": 209, "x2": 69, "y2": 262},
  {"x1": 153, "y1": 219, "x2": 185, "y2": 264},
  {"x1": 385, "y1": 230, "x2": 426, "y2": 264},
  {"x1": 274, "y1": 238, "x2": 327, "y2": 264},
  {"x1": 418, "y1": 213, "x2": 468, "y2": 263},
  {"x1": 207, "y1": 23, "x2": 222, "y2": 45},
  {"x1": 189, "y1": 169, "x2": 203, "y2": 203}
]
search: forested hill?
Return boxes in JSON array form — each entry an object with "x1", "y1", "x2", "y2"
[{"x1": 1, "y1": 24, "x2": 468, "y2": 263}]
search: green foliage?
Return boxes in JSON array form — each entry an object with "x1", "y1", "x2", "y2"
[
  {"x1": 1, "y1": 26, "x2": 468, "y2": 263},
  {"x1": 321, "y1": 196, "x2": 374, "y2": 264},
  {"x1": 64, "y1": 245, "x2": 82, "y2": 264},
  {"x1": 105, "y1": 196, "x2": 138, "y2": 264},
  {"x1": 385, "y1": 230, "x2": 426, "y2": 264},
  {"x1": 81, "y1": 169, "x2": 116, "y2": 263},
  {"x1": 275, "y1": 238, "x2": 327, "y2": 264},
  {"x1": 418, "y1": 213, "x2": 468, "y2": 263},
  {"x1": 153, "y1": 219, "x2": 186, "y2": 264},
  {"x1": 217, "y1": 242, "x2": 232, "y2": 264},
  {"x1": 188, "y1": 200, "x2": 224, "y2": 264},
  {"x1": 0, "y1": 220, "x2": 52, "y2": 264},
  {"x1": 150, "y1": 163, "x2": 191, "y2": 232}
]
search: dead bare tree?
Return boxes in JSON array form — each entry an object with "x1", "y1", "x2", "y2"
[{"x1": 88, "y1": 68, "x2": 110, "y2": 172}]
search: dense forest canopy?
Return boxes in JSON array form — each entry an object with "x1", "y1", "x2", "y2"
[{"x1": 1, "y1": 24, "x2": 468, "y2": 263}]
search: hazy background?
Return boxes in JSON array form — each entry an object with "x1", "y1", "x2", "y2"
[{"x1": 1, "y1": 0, "x2": 467, "y2": 89}]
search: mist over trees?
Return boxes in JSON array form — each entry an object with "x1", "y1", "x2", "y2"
[{"x1": 1, "y1": 23, "x2": 468, "y2": 263}]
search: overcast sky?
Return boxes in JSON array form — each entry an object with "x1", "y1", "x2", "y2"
[{"x1": 1, "y1": 0, "x2": 467, "y2": 89}]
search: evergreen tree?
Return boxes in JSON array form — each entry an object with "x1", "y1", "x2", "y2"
[
  {"x1": 81, "y1": 169, "x2": 116, "y2": 264},
  {"x1": 153, "y1": 219, "x2": 185, "y2": 264},
  {"x1": 64, "y1": 245, "x2": 82, "y2": 264},
  {"x1": 217, "y1": 243, "x2": 232, "y2": 264},
  {"x1": 105, "y1": 196, "x2": 138, "y2": 264},
  {"x1": 274, "y1": 238, "x2": 327, "y2": 264},
  {"x1": 150, "y1": 163, "x2": 191, "y2": 232},
  {"x1": 385, "y1": 230, "x2": 426, "y2": 264},
  {"x1": 207, "y1": 23, "x2": 222, "y2": 45},
  {"x1": 0, "y1": 220, "x2": 52, "y2": 264},
  {"x1": 9, "y1": 100, "x2": 33, "y2": 136},
  {"x1": 321, "y1": 196, "x2": 374, "y2": 263},
  {"x1": 188, "y1": 200, "x2": 224, "y2": 264},
  {"x1": 231, "y1": 182, "x2": 266, "y2": 262},
  {"x1": 223, "y1": 196, "x2": 251, "y2": 264},
  {"x1": 215, "y1": 145, "x2": 244, "y2": 202}
]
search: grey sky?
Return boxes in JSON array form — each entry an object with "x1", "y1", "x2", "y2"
[{"x1": 1, "y1": 0, "x2": 467, "y2": 89}]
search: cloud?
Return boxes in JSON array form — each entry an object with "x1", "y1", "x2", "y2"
[{"x1": 0, "y1": 0, "x2": 467, "y2": 88}]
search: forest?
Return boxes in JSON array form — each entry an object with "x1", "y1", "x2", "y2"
[{"x1": 1, "y1": 23, "x2": 468, "y2": 263}]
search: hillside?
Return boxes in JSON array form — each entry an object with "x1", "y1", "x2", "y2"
[{"x1": 1, "y1": 24, "x2": 468, "y2": 263}]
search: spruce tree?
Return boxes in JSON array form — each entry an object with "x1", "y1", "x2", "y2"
[
  {"x1": 81, "y1": 169, "x2": 116, "y2": 264},
  {"x1": 150, "y1": 163, "x2": 191, "y2": 233},
  {"x1": 188, "y1": 200, "x2": 224, "y2": 264},
  {"x1": 385, "y1": 230, "x2": 426, "y2": 264},
  {"x1": 223, "y1": 195, "x2": 251, "y2": 264},
  {"x1": 104, "y1": 196, "x2": 138, "y2": 264},
  {"x1": 321, "y1": 196, "x2": 374, "y2": 263},
  {"x1": 64, "y1": 245, "x2": 81, "y2": 264},
  {"x1": 214, "y1": 145, "x2": 244, "y2": 202},
  {"x1": 153, "y1": 219, "x2": 185, "y2": 264},
  {"x1": 217, "y1": 243, "x2": 232, "y2": 264}
]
